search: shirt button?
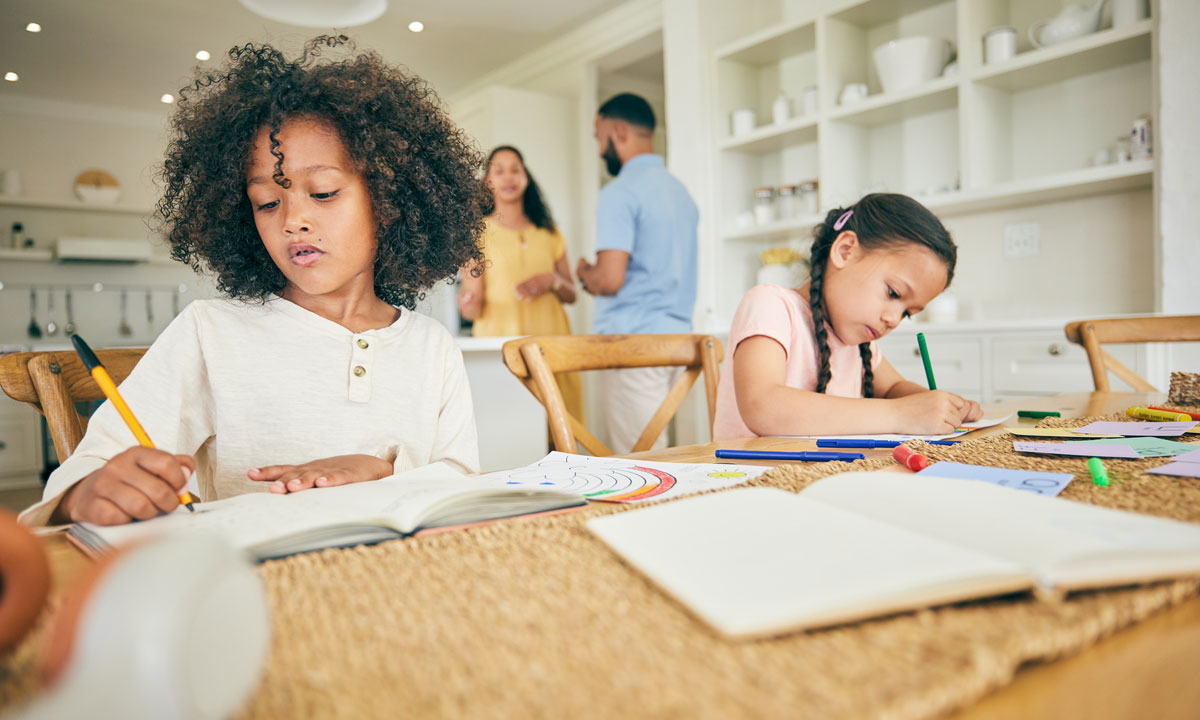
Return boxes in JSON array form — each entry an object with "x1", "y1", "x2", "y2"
[
  {"x1": 353, "y1": 365, "x2": 366, "y2": 377},
  {"x1": 356, "y1": 338, "x2": 369, "y2": 349}
]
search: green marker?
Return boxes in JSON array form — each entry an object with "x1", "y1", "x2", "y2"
[
  {"x1": 916, "y1": 332, "x2": 936, "y2": 390},
  {"x1": 1018, "y1": 410, "x2": 1061, "y2": 419},
  {"x1": 1087, "y1": 457, "x2": 1109, "y2": 487}
]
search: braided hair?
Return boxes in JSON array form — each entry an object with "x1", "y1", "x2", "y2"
[{"x1": 808, "y1": 193, "x2": 956, "y2": 397}]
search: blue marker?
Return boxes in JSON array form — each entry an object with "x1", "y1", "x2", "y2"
[
  {"x1": 715, "y1": 449, "x2": 864, "y2": 462},
  {"x1": 816, "y1": 438, "x2": 962, "y2": 448}
]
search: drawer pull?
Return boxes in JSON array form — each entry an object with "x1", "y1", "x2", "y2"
[
  {"x1": 0, "y1": 441, "x2": 6, "y2": 451},
  {"x1": 1048, "y1": 344, "x2": 1062, "y2": 357},
  {"x1": 913, "y1": 347, "x2": 921, "y2": 357}
]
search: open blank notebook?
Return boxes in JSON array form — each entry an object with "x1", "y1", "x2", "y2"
[{"x1": 587, "y1": 472, "x2": 1200, "y2": 639}]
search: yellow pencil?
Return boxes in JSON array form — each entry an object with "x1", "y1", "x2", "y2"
[{"x1": 70, "y1": 334, "x2": 196, "y2": 512}]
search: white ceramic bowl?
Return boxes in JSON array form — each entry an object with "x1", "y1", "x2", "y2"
[
  {"x1": 74, "y1": 185, "x2": 121, "y2": 205},
  {"x1": 872, "y1": 36, "x2": 952, "y2": 94}
]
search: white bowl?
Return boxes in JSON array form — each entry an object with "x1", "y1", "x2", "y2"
[
  {"x1": 872, "y1": 36, "x2": 952, "y2": 94},
  {"x1": 74, "y1": 185, "x2": 121, "y2": 205}
]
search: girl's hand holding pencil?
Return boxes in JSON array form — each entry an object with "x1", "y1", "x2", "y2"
[
  {"x1": 248, "y1": 454, "x2": 394, "y2": 494},
  {"x1": 56, "y1": 448, "x2": 196, "y2": 525},
  {"x1": 892, "y1": 391, "x2": 983, "y2": 435}
]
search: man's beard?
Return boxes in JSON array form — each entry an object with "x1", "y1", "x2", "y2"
[{"x1": 602, "y1": 140, "x2": 622, "y2": 177}]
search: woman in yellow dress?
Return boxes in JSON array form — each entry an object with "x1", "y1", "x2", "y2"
[{"x1": 458, "y1": 146, "x2": 583, "y2": 422}]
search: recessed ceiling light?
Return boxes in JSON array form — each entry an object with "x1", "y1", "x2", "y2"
[
  {"x1": 195, "y1": 50, "x2": 211, "y2": 61},
  {"x1": 4, "y1": 72, "x2": 18, "y2": 82},
  {"x1": 25, "y1": 23, "x2": 41, "y2": 33},
  {"x1": 408, "y1": 21, "x2": 424, "y2": 32},
  {"x1": 161, "y1": 94, "x2": 175, "y2": 104}
]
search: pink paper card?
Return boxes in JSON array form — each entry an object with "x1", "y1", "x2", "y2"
[
  {"x1": 1145, "y1": 448, "x2": 1200, "y2": 478},
  {"x1": 1075, "y1": 421, "x2": 1200, "y2": 437},
  {"x1": 1013, "y1": 441, "x2": 1140, "y2": 459}
]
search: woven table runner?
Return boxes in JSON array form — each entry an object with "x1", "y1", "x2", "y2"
[{"x1": 4, "y1": 405, "x2": 1199, "y2": 719}]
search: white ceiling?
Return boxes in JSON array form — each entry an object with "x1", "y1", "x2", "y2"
[{"x1": 0, "y1": 0, "x2": 627, "y2": 115}]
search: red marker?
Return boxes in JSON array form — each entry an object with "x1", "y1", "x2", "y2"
[{"x1": 893, "y1": 445, "x2": 929, "y2": 471}]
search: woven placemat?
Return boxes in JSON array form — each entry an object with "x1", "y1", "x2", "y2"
[{"x1": 4, "y1": 411, "x2": 1200, "y2": 719}]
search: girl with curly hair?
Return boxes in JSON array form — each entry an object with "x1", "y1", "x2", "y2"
[
  {"x1": 712, "y1": 193, "x2": 983, "y2": 441},
  {"x1": 23, "y1": 36, "x2": 489, "y2": 527}
]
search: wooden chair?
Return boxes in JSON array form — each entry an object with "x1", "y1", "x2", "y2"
[
  {"x1": 501, "y1": 334, "x2": 724, "y2": 456},
  {"x1": 0, "y1": 349, "x2": 147, "y2": 463},
  {"x1": 1064, "y1": 316, "x2": 1200, "y2": 391}
]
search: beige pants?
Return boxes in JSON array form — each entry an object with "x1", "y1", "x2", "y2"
[{"x1": 600, "y1": 366, "x2": 679, "y2": 454}]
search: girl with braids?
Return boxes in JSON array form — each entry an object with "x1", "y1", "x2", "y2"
[
  {"x1": 712, "y1": 193, "x2": 982, "y2": 441},
  {"x1": 457, "y1": 146, "x2": 582, "y2": 421},
  {"x1": 22, "y1": 36, "x2": 488, "y2": 527}
]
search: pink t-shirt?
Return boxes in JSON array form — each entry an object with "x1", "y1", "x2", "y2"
[{"x1": 713, "y1": 284, "x2": 882, "y2": 440}]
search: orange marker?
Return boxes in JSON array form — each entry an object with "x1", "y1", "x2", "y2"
[
  {"x1": 70, "y1": 334, "x2": 196, "y2": 512},
  {"x1": 892, "y1": 445, "x2": 929, "y2": 471}
]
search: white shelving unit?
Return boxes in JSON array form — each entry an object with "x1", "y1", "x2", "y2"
[
  {"x1": 0, "y1": 196, "x2": 154, "y2": 216},
  {"x1": 710, "y1": 0, "x2": 1156, "y2": 326}
]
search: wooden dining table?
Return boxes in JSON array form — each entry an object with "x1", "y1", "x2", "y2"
[{"x1": 33, "y1": 390, "x2": 1200, "y2": 719}]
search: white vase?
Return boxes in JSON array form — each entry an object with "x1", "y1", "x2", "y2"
[{"x1": 756, "y1": 264, "x2": 796, "y2": 288}]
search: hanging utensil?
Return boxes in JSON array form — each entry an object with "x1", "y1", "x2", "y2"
[
  {"x1": 63, "y1": 289, "x2": 77, "y2": 335},
  {"x1": 145, "y1": 289, "x2": 154, "y2": 330},
  {"x1": 27, "y1": 288, "x2": 42, "y2": 339},
  {"x1": 118, "y1": 289, "x2": 133, "y2": 337},
  {"x1": 45, "y1": 288, "x2": 58, "y2": 336}
]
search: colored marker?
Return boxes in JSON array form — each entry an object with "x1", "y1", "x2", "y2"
[
  {"x1": 70, "y1": 334, "x2": 196, "y2": 512},
  {"x1": 816, "y1": 438, "x2": 962, "y2": 448},
  {"x1": 1087, "y1": 457, "x2": 1109, "y2": 487},
  {"x1": 714, "y1": 449, "x2": 864, "y2": 462},
  {"x1": 916, "y1": 332, "x2": 936, "y2": 390},
  {"x1": 1017, "y1": 410, "x2": 1061, "y2": 419},
  {"x1": 892, "y1": 445, "x2": 929, "y2": 471},
  {"x1": 1147, "y1": 405, "x2": 1193, "y2": 418},
  {"x1": 1126, "y1": 407, "x2": 1193, "y2": 422}
]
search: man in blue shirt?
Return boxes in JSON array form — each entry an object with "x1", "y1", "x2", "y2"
[{"x1": 577, "y1": 93, "x2": 699, "y2": 453}]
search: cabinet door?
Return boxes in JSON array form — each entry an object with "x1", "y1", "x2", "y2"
[
  {"x1": 877, "y1": 335, "x2": 982, "y2": 394},
  {"x1": 991, "y1": 335, "x2": 1143, "y2": 395},
  {"x1": 0, "y1": 416, "x2": 42, "y2": 478}
]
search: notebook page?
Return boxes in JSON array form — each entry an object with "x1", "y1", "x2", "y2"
[
  {"x1": 587, "y1": 487, "x2": 1031, "y2": 639},
  {"x1": 76, "y1": 462, "x2": 479, "y2": 551},
  {"x1": 803, "y1": 472, "x2": 1200, "y2": 591}
]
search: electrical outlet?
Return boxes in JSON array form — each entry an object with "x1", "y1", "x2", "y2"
[{"x1": 1003, "y1": 222, "x2": 1040, "y2": 258}]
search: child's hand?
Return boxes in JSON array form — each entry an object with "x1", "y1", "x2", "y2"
[
  {"x1": 959, "y1": 397, "x2": 984, "y2": 423},
  {"x1": 58, "y1": 447, "x2": 196, "y2": 525},
  {"x1": 514, "y1": 273, "x2": 555, "y2": 300},
  {"x1": 894, "y1": 390, "x2": 973, "y2": 435},
  {"x1": 248, "y1": 454, "x2": 393, "y2": 494}
]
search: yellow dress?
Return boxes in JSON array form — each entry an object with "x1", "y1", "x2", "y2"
[{"x1": 472, "y1": 218, "x2": 583, "y2": 421}]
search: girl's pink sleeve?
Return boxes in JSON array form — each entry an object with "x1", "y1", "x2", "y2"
[{"x1": 728, "y1": 285, "x2": 804, "y2": 360}]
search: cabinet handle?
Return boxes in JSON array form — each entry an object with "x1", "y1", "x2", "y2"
[
  {"x1": 1048, "y1": 344, "x2": 1062, "y2": 357},
  {"x1": 913, "y1": 347, "x2": 921, "y2": 357},
  {"x1": 0, "y1": 441, "x2": 6, "y2": 451}
]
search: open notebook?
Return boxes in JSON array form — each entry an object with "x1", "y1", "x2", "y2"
[
  {"x1": 588, "y1": 471, "x2": 1200, "y2": 639},
  {"x1": 70, "y1": 463, "x2": 586, "y2": 561}
]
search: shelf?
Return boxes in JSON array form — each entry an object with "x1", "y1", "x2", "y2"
[
  {"x1": 923, "y1": 160, "x2": 1153, "y2": 217},
  {"x1": 723, "y1": 213, "x2": 825, "y2": 243},
  {"x1": 715, "y1": 18, "x2": 815, "y2": 65},
  {"x1": 826, "y1": 76, "x2": 957, "y2": 127},
  {"x1": 830, "y1": 0, "x2": 952, "y2": 27},
  {"x1": 718, "y1": 116, "x2": 818, "y2": 153},
  {"x1": 0, "y1": 196, "x2": 154, "y2": 216},
  {"x1": 972, "y1": 20, "x2": 1153, "y2": 92},
  {"x1": 0, "y1": 248, "x2": 53, "y2": 262}
]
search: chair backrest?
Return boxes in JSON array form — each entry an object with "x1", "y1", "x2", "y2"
[
  {"x1": 0, "y1": 349, "x2": 147, "y2": 463},
  {"x1": 501, "y1": 334, "x2": 724, "y2": 456},
  {"x1": 1063, "y1": 316, "x2": 1200, "y2": 392}
]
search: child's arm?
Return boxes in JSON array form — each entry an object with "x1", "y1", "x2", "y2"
[
  {"x1": 247, "y1": 455, "x2": 393, "y2": 494},
  {"x1": 733, "y1": 336, "x2": 975, "y2": 436},
  {"x1": 54, "y1": 448, "x2": 196, "y2": 525},
  {"x1": 873, "y1": 357, "x2": 983, "y2": 421}
]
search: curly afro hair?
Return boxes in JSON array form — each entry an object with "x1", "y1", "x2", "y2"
[{"x1": 155, "y1": 35, "x2": 488, "y2": 309}]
